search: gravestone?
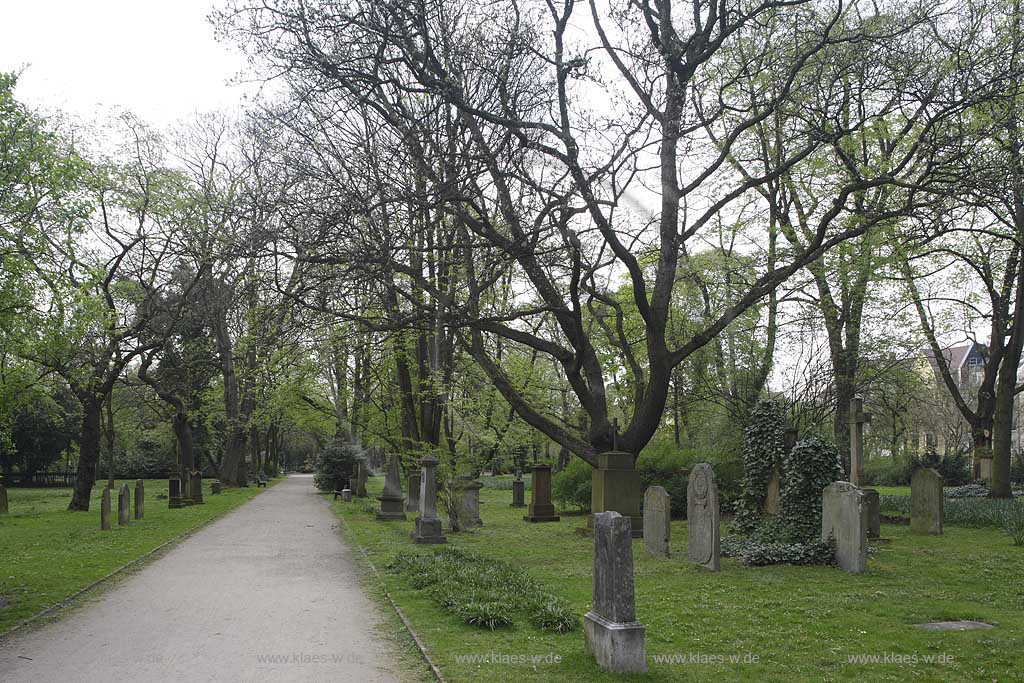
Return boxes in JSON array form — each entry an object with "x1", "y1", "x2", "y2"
[
  {"x1": 134, "y1": 479, "x2": 144, "y2": 520},
  {"x1": 168, "y1": 477, "x2": 184, "y2": 509},
  {"x1": 911, "y1": 467, "x2": 943, "y2": 535},
  {"x1": 0, "y1": 482, "x2": 7, "y2": 515},
  {"x1": 524, "y1": 463, "x2": 560, "y2": 522},
  {"x1": 455, "y1": 478, "x2": 483, "y2": 528},
  {"x1": 182, "y1": 473, "x2": 194, "y2": 506},
  {"x1": 583, "y1": 511, "x2": 646, "y2": 674},
  {"x1": 376, "y1": 453, "x2": 407, "y2": 521},
  {"x1": 356, "y1": 461, "x2": 368, "y2": 498},
  {"x1": 589, "y1": 451, "x2": 642, "y2": 537},
  {"x1": 849, "y1": 396, "x2": 872, "y2": 486},
  {"x1": 642, "y1": 486, "x2": 670, "y2": 557},
  {"x1": 821, "y1": 481, "x2": 868, "y2": 573},
  {"x1": 101, "y1": 487, "x2": 111, "y2": 531},
  {"x1": 764, "y1": 467, "x2": 781, "y2": 515},
  {"x1": 511, "y1": 471, "x2": 525, "y2": 508},
  {"x1": 412, "y1": 454, "x2": 447, "y2": 544},
  {"x1": 406, "y1": 474, "x2": 421, "y2": 513},
  {"x1": 191, "y1": 471, "x2": 204, "y2": 505},
  {"x1": 861, "y1": 487, "x2": 881, "y2": 539},
  {"x1": 211, "y1": 481, "x2": 222, "y2": 495},
  {"x1": 687, "y1": 463, "x2": 721, "y2": 571},
  {"x1": 118, "y1": 484, "x2": 130, "y2": 526},
  {"x1": 342, "y1": 488, "x2": 352, "y2": 502}
]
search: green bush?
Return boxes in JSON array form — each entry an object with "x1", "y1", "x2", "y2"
[
  {"x1": 721, "y1": 535, "x2": 835, "y2": 566},
  {"x1": 862, "y1": 454, "x2": 914, "y2": 486},
  {"x1": 313, "y1": 441, "x2": 363, "y2": 492},
  {"x1": 780, "y1": 437, "x2": 843, "y2": 541},
  {"x1": 551, "y1": 458, "x2": 592, "y2": 511},
  {"x1": 1002, "y1": 502, "x2": 1024, "y2": 546},
  {"x1": 734, "y1": 400, "x2": 787, "y2": 533}
]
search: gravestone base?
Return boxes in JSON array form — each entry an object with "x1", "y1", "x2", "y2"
[
  {"x1": 583, "y1": 611, "x2": 646, "y2": 674},
  {"x1": 524, "y1": 503, "x2": 560, "y2": 523},
  {"x1": 376, "y1": 495, "x2": 407, "y2": 521},
  {"x1": 412, "y1": 517, "x2": 447, "y2": 544},
  {"x1": 342, "y1": 488, "x2": 353, "y2": 502}
]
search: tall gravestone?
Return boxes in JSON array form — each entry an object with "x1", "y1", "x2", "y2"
[
  {"x1": 511, "y1": 470, "x2": 525, "y2": 508},
  {"x1": 134, "y1": 479, "x2": 144, "y2": 520},
  {"x1": 168, "y1": 477, "x2": 184, "y2": 509},
  {"x1": 642, "y1": 486, "x2": 670, "y2": 557},
  {"x1": 821, "y1": 481, "x2": 868, "y2": 573},
  {"x1": 862, "y1": 488, "x2": 881, "y2": 539},
  {"x1": 356, "y1": 462, "x2": 368, "y2": 498},
  {"x1": 687, "y1": 463, "x2": 721, "y2": 571},
  {"x1": 118, "y1": 484, "x2": 130, "y2": 526},
  {"x1": 101, "y1": 487, "x2": 112, "y2": 531},
  {"x1": 589, "y1": 452, "x2": 642, "y2": 537},
  {"x1": 406, "y1": 474, "x2": 421, "y2": 513},
  {"x1": 911, "y1": 468, "x2": 943, "y2": 535},
  {"x1": 191, "y1": 471, "x2": 204, "y2": 505},
  {"x1": 211, "y1": 481, "x2": 222, "y2": 495},
  {"x1": 0, "y1": 481, "x2": 7, "y2": 515},
  {"x1": 376, "y1": 453, "x2": 407, "y2": 521},
  {"x1": 524, "y1": 463, "x2": 559, "y2": 522},
  {"x1": 583, "y1": 511, "x2": 646, "y2": 674},
  {"x1": 412, "y1": 454, "x2": 447, "y2": 544},
  {"x1": 456, "y1": 478, "x2": 483, "y2": 528},
  {"x1": 182, "y1": 471, "x2": 194, "y2": 506}
]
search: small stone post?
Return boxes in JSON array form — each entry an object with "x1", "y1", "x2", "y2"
[
  {"x1": 356, "y1": 461, "x2": 368, "y2": 498},
  {"x1": 168, "y1": 477, "x2": 184, "y2": 509},
  {"x1": 101, "y1": 487, "x2": 111, "y2": 531},
  {"x1": 118, "y1": 484, "x2": 130, "y2": 526},
  {"x1": 211, "y1": 481, "x2": 222, "y2": 495},
  {"x1": 412, "y1": 454, "x2": 447, "y2": 544},
  {"x1": 134, "y1": 479, "x2": 144, "y2": 520},
  {"x1": 191, "y1": 471, "x2": 204, "y2": 505},
  {"x1": 524, "y1": 463, "x2": 559, "y2": 522},
  {"x1": 406, "y1": 474, "x2": 421, "y2": 512},
  {"x1": 584, "y1": 511, "x2": 646, "y2": 673}
]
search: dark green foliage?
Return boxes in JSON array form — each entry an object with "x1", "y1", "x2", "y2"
[
  {"x1": 721, "y1": 536, "x2": 835, "y2": 566},
  {"x1": 387, "y1": 546, "x2": 578, "y2": 633},
  {"x1": 551, "y1": 458, "x2": 591, "y2": 511},
  {"x1": 916, "y1": 448, "x2": 971, "y2": 486},
  {"x1": 863, "y1": 450, "x2": 971, "y2": 487},
  {"x1": 313, "y1": 441, "x2": 363, "y2": 492},
  {"x1": 779, "y1": 437, "x2": 843, "y2": 541},
  {"x1": 734, "y1": 400, "x2": 787, "y2": 533},
  {"x1": 1002, "y1": 502, "x2": 1024, "y2": 546}
]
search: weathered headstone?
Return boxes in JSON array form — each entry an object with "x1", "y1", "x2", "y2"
[
  {"x1": 687, "y1": 463, "x2": 720, "y2": 571},
  {"x1": 524, "y1": 463, "x2": 560, "y2": 522},
  {"x1": 642, "y1": 486, "x2": 670, "y2": 557},
  {"x1": 911, "y1": 467, "x2": 943, "y2": 535},
  {"x1": 181, "y1": 473, "x2": 194, "y2": 506},
  {"x1": 588, "y1": 451, "x2": 642, "y2": 537},
  {"x1": 101, "y1": 487, "x2": 111, "y2": 531},
  {"x1": 134, "y1": 479, "x2": 144, "y2": 520},
  {"x1": 376, "y1": 453, "x2": 406, "y2": 521},
  {"x1": 764, "y1": 467, "x2": 781, "y2": 515},
  {"x1": 849, "y1": 396, "x2": 872, "y2": 486},
  {"x1": 412, "y1": 454, "x2": 447, "y2": 544},
  {"x1": 821, "y1": 481, "x2": 868, "y2": 573},
  {"x1": 191, "y1": 471, "x2": 204, "y2": 505},
  {"x1": 0, "y1": 482, "x2": 7, "y2": 515},
  {"x1": 118, "y1": 484, "x2": 130, "y2": 526},
  {"x1": 455, "y1": 478, "x2": 483, "y2": 528},
  {"x1": 211, "y1": 481, "x2": 222, "y2": 495},
  {"x1": 168, "y1": 477, "x2": 184, "y2": 509},
  {"x1": 406, "y1": 474, "x2": 421, "y2": 512},
  {"x1": 341, "y1": 488, "x2": 352, "y2": 502},
  {"x1": 510, "y1": 471, "x2": 525, "y2": 508},
  {"x1": 583, "y1": 511, "x2": 646, "y2": 674},
  {"x1": 356, "y1": 461, "x2": 368, "y2": 498},
  {"x1": 861, "y1": 487, "x2": 880, "y2": 539}
]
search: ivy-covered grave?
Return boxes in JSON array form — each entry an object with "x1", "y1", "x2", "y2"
[
  {"x1": 723, "y1": 400, "x2": 842, "y2": 566},
  {"x1": 386, "y1": 546, "x2": 578, "y2": 632}
]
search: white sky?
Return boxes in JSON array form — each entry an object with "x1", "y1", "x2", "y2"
[{"x1": 0, "y1": 0, "x2": 251, "y2": 126}]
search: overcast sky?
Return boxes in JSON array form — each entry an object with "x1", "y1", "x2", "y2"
[{"x1": 0, "y1": 0, "x2": 250, "y2": 126}]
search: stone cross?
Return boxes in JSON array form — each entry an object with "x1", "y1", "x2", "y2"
[
  {"x1": 911, "y1": 467, "x2": 943, "y2": 535},
  {"x1": 0, "y1": 482, "x2": 7, "y2": 515},
  {"x1": 849, "y1": 396, "x2": 872, "y2": 486},
  {"x1": 101, "y1": 487, "x2": 112, "y2": 531},
  {"x1": 584, "y1": 511, "x2": 646, "y2": 673},
  {"x1": 687, "y1": 463, "x2": 721, "y2": 571},
  {"x1": 406, "y1": 474, "x2": 421, "y2": 512},
  {"x1": 376, "y1": 453, "x2": 407, "y2": 521},
  {"x1": 821, "y1": 481, "x2": 868, "y2": 573},
  {"x1": 523, "y1": 463, "x2": 560, "y2": 522},
  {"x1": 191, "y1": 471, "x2": 204, "y2": 505},
  {"x1": 168, "y1": 477, "x2": 184, "y2": 509},
  {"x1": 134, "y1": 479, "x2": 144, "y2": 520},
  {"x1": 642, "y1": 486, "x2": 670, "y2": 557},
  {"x1": 412, "y1": 454, "x2": 447, "y2": 544},
  {"x1": 118, "y1": 484, "x2": 130, "y2": 526}
]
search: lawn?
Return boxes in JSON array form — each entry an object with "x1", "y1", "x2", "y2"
[
  {"x1": 332, "y1": 476, "x2": 1024, "y2": 683},
  {"x1": 0, "y1": 478, "x2": 268, "y2": 634}
]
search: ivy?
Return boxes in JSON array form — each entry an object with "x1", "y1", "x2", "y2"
[
  {"x1": 734, "y1": 400, "x2": 786, "y2": 533},
  {"x1": 779, "y1": 437, "x2": 843, "y2": 541}
]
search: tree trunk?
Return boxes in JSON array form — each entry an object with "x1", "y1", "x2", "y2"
[{"x1": 68, "y1": 398, "x2": 103, "y2": 511}]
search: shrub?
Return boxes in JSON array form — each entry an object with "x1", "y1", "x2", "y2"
[
  {"x1": 779, "y1": 437, "x2": 843, "y2": 541},
  {"x1": 313, "y1": 441, "x2": 363, "y2": 492},
  {"x1": 551, "y1": 458, "x2": 592, "y2": 511},
  {"x1": 720, "y1": 535, "x2": 835, "y2": 566},
  {"x1": 861, "y1": 454, "x2": 913, "y2": 487},
  {"x1": 1002, "y1": 502, "x2": 1024, "y2": 546}
]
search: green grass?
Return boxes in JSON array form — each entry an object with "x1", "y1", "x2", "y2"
[
  {"x1": 0, "y1": 478, "x2": 268, "y2": 633},
  {"x1": 332, "y1": 476, "x2": 1024, "y2": 682},
  {"x1": 872, "y1": 486, "x2": 910, "y2": 496}
]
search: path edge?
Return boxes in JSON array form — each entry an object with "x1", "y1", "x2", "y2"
[
  {"x1": 0, "y1": 478, "x2": 281, "y2": 640},
  {"x1": 335, "y1": 508, "x2": 447, "y2": 683}
]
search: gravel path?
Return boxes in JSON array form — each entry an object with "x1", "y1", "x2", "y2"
[{"x1": 0, "y1": 474, "x2": 403, "y2": 683}]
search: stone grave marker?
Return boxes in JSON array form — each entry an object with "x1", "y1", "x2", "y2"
[
  {"x1": 911, "y1": 467, "x2": 943, "y2": 535},
  {"x1": 687, "y1": 463, "x2": 721, "y2": 571},
  {"x1": 455, "y1": 477, "x2": 484, "y2": 528},
  {"x1": 583, "y1": 511, "x2": 646, "y2": 673},
  {"x1": 406, "y1": 474, "x2": 421, "y2": 512},
  {"x1": 376, "y1": 453, "x2": 407, "y2": 521},
  {"x1": 191, "y1": 471, "x2": 204, "y2": 505},
  {"x1": 356, "y1": 461, "x2": 368, "y2": 498},
  {"x1": 342, "y1": 488, "x2": 352, "y2": 502},
  {"x1": 0, "y1": 481, "x2": 7, "y2": 515},
  {"x1": 412, "y1": 454, "x2": 447, "y2": 544},
  {"x1": 211, "y1": 481, "x2": 222, "y2": 495},
  {"x1": 134, "y1": 479, "x2": 144, "y2": 520},
  {"x1": 511, "y1": 470, "x2": 525, "y2": 508},
  {"x1": 118, "y1": 484, "x2": 130, "y2": 526},
  {"x1": 642, "y1": 486, "x2": 670, "y2": 557},
  {"x1": 821, "y1": 481, "x2": 868, "y2": 573},
  {"x1": 168, "y1": 477, "x2": 184, "y2": 509},
  {"x1": 524, "y1": 463, "x2": 559, "y2": 522},
  {"x1": 588, "y1": 451, "x2": 642, "y2": 537},
  {"x1": 101, "y1": 487, "x2": 111, "y2": 531}
]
